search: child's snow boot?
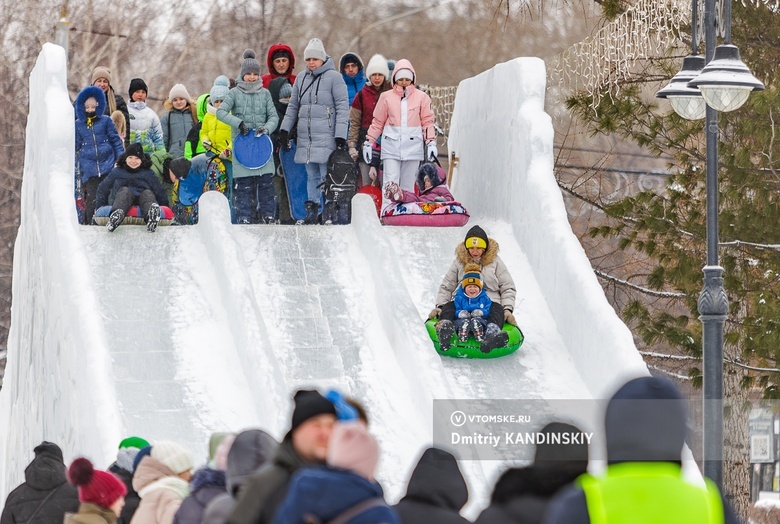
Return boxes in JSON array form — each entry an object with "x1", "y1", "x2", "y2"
[
  {"x1": 480, "y1": 328, "x2": 509, "y2": 354},
  {"x1": 471, "y1": 318, "x2": 486, "y2": 342},
  {"x1": 436, "y1": 320, "x2": 455, "y2": 351},
  {"x1": 304, "y1": 201, "x2": 319, "y2": 225},
  {"x1": 456, "y1": 318, "x2": 470, "y2": 342},
  {"x1": 107, "y1": 209, "x2": 125, "y2": 232},
  {"x1": 147, "y1": 203, "x2": 161, "y2": 232}
]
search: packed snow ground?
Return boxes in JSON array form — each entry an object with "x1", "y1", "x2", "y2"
[{"x1": 0, "y1": 44, "x2": 649, "y2": 516}]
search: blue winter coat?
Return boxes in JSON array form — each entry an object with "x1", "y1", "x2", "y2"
[
  {"x1": 95, "y1": 163, "x2": 169, "y2": 208},
  {"x1": 281, "y1": 57, "x2": 349, "y2": 164},
  {"x1": 342, "y1": 71, "x2": 366, "y2": 107},
  {"x1": 74, "y1": 86, "x2": 124, "y2": 183},
  {"x1": 454, "y1": 286, "x2": 493, "y2": 318},
  {"x1": 216, "y1": 81, "x2": 278, "y2": 178},
  {"x1": 274, "y1": 466, "x2": 398, "y2": 524}
]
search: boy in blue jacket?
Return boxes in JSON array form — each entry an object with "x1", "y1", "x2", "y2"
[
  {"x1": 453, "y1": 263, "x2": 493, "y2": 344},
  {"x1": 95, "y1": 142, "x2": 169, "y2": 232}
]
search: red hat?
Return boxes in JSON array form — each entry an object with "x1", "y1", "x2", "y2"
[{"x1": 68, "y1": 458, "x2": 127, "y2": 509}]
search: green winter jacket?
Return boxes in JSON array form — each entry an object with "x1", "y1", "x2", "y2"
[
  {"x1": 149, "y1": 150, "x2": 177, "y2": 206},
  {"x1": 184, "y1": 94, "x2": 210, "y2": 159},
  {"x1": 579, "y1": 462, "x2": 724, "y2": 524},
  {"x1": 216, "y1": 81, "x2": 278, "y2": 178}
]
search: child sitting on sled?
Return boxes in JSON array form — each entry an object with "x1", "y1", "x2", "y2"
[
  {"x1": 451, "y1": 264, "x2": 495, "y2": 345},
  {"x1": 383, "y1": 162, "x2": 453, "y2": 204}
]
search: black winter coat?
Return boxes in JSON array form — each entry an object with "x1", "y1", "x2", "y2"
[
  {"x1": 392, "y1": 448, "x2": 470, "y2": 524},
  {"x1": 0, "y1": 450, "x2": 79, "y2": 524},
  {"x1": 108, "y1": 463, "x2": 140, "y2": 524},
  {"x1": 173, "y1": 468, "x2": 227, "y2": 524},
  {"x1": 95, "y1": 165, "x2": 169, "y2": 208}
]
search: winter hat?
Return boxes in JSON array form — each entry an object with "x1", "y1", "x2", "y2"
[
  {"x1": 169, "y1": 83, "x2": 191, "y2": 101},
  {"x1": 68, "y1": 458, "x2": 127, "y2": 509},
  {"x1": 91, "y1": 66, "x2": 112, "y2": 85},
  {"x1": 210, "y1": 75, "x2": 230, "y2": 102},
  {"x1": 304, "y1": 38, "x2": 327, "y2": 61},
  {"x1": 34, "y1": 441, "x2": 64, "y2": 462},
  {"x1": 340, "y1": 52, "x2": 364, "y2": 71},
  {"x1": 213, "y1": 434, "x2": 235, "y2": 471},
  {"x1": 464, "y1": 225, "x2": 489, "y2": 250},
  {"x1": 169, "y1": 158, "x2": 191, "y2": 180},
  {"x1": 533, "y1": 422, "x2": 589, "y2": 465},
  {"x1": 416, "y1": 163, "x2": 441, "y2": 190},
  {"x1": 128, "y1": 78, "x2": 148, "y2": 97},
  {"x1": 394, "y1": 68, "x2": 414, "y2": 82},
  {"x1": 289, "y1": 389, "x2": 337, "y2": 436},
  {"x1": 461, "y1": 263, "x2": 483, "y2": 290},
  {"x1": 365, "y1": 54, "x2": 390, "y2": 80},
  {"x1": 116, "y1": 436, "x2": 150, "y2": 473},
  {"x1": 132, "y1": 446, "x2": 152, "y2": 473},
  {"x1": 278, "y1": 81, "x2": 293, "y2": 102},
  {"x1": 271, "y1": 49, "x2": 291, "y2": 63},
  {"x1": 240, "y1": 49, "x2": 262, "y2": 79},
  {"x1": 326, "y1": 422, "x2": 379, "y2": 481},
  {"x1": 151, "y1": 440, "x2": 194, "y2": 474}
]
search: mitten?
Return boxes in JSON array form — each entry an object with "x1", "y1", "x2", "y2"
[
  {"x1": 238, "y1": 122, "x2": 249, "y2": 135},
  {"x1": 362, "y1": 141, "x2": 372, "y2": 164},
  {"x1": 428, "y1": 307, "x2": 442, "y2": 319},
  {"x1": 427, "y1": 142, "x2": 438, "y2": 162},
  {"x1": 471, "y1": 309, "x2": 484, "y2": 318},
  {"x1": 458, "y1": 310, "x2": 470, "y2": 319},
  {"x1": 504, "y1": 309, "x2": 517, "y2": 326},
  {"x1": 348, "y1": 147, "x2": 359, "y2": 161},
  {"x1": 335, "y1": 137, "x2": 347, "y2": 150}
]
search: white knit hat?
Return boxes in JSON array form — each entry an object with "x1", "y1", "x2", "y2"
[
  {"x1": 304, "y1": 38, "x2": 327, "y2": 61},
  {"x1": 394, "y1": 69, "x2": 413, "y2": 82},
  {"x1": 365, "y1": 54, "x2": 390, "y2": 80},
  {"x1": 169, "y1": 84, "x2": 191, "y2": 101},
  {"x1": 151, "y1": 440, "x2": 193, "y2": 474}
]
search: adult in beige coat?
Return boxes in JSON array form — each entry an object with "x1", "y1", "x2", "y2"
[
  {"x1": 431, "y1": 225, "x2": 517, "y2": 352},
  {"x1": 130, "y1": 441, "x2": 193, "y2": 524}
]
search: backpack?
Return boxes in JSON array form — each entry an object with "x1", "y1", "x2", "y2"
[{"x1": 321, "y1": 148, "x2": 359, "y2": 225}]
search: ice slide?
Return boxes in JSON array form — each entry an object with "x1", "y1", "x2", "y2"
[{"x1": 0, "y1": 45, "x2": 649, "y2": 511}]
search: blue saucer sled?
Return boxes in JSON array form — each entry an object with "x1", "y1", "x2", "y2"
[
  {"x1": 234, "y1": 131, "x2": 273, "y2": 169},
  {"x1": 424, "y1": 319, "x2": 524, "y2": 358}
]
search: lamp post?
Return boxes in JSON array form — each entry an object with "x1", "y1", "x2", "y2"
[{"x1": 656, "y1": 0, "x2": 763, "y2": 488}]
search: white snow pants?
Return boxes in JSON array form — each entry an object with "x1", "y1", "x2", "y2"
[{"x1": 382, "y1": 158, "x2": 420, "y2": 213}]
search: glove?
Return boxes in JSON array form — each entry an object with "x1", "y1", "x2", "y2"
[
  {"x1": 471, "y1": 309, "x2": 484, "y2": 318},
  {"x1": 335, "y1": 137, "x2": 347, "y2": 150},
  {"x1": 276, "y1": 130, "x2": 290, "y2": 150},
  {"x1": 202, "y1": 138, "x2": 213, "y2": 150},
  {"x1": 427, "y1": 142, "x2": 438, "y2": 162},
  {"x1": 238, "y1": 122, "x2": 249, "y2": 135},
  {"x1": 362, "y1": 141, "x2": 372, "y2": 164},
  {"x1": 368, "y1": 166, "x2": 378, "y2": 181},
  {"x1": 219, "y1": 149, "x2": 231, "y2": 160},
  {"x1": 428, "y1": 307, "x2": 442, "y2": 319},
  {"x1": 504, "y1": 309, "x2": 517, "y2": 326},
  {"x1": 348, "y1": 147, "x2": 359, "y2": 161},
  {"x1": 458, "y1": 310, "x2": 470, "y2": 319}
]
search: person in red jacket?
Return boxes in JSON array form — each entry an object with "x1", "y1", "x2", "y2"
[{"x1": 261, "y1": 44, "x2": 297, "y2": 89}]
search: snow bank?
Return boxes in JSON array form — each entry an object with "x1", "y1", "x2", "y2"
[
  {"x1": 0, "y1": 44, "x2": 121, "y2": 496},
  {"x1": 448, "y1": 57, "x2": 647, "y2": 397}
]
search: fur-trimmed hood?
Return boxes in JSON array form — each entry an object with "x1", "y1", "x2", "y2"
[
  {"x1": 75, "y1": 86, "x2": 107, "y2": 121},
  {"x1": 455, "y1": 237, "x2": 499, "y2": 267}
]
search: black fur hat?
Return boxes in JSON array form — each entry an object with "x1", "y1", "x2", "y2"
[{"x1": 416, "y1": 163, "x2": 441, "y2": 191}]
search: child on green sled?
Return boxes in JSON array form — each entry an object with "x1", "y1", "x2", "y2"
[{"x1": 452, "y1": 264, "x2": 494, "y2": 346}]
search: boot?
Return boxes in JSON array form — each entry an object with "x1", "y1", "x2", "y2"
[
  {"x1": 436, "y1": 320, "x2": 455, "y2": 352},
  {"x1": 456, "y1": 319, "x2": 470, "y2": 342},
  {"x1": 146, "y1": 203, "x2": 161, "y2": 232},
  {"x1": 107, "y1": 209, "x2": 125, "y2": 232},
  {"x1": 480, "y1": 329, "x2": 509, "y2": 354},
  {"x1": 471, "y1": 318, "x2": 486, "y2": 342},
  {"x1": 322, "y1": 201, "x2": 336, "y2": 225},
  {"x1": 304, "y1": 201, "x2": 319, "y2": 225}
]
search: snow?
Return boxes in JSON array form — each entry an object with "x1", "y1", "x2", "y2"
[{"x1": 0, "y1": 45, "x2": 652, "y2": 517}]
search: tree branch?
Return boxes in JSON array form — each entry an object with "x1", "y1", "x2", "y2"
[{"x1": 596, "y1": 269, "x2": 687, "y2": 298}]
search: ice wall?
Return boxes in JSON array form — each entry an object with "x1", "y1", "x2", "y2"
[
  {"x1": 448, "y1": 57, "x2": 647, "y2": 397},
  {"x1": 0, "y1": 44, "x2": 121, "y2": 496}
]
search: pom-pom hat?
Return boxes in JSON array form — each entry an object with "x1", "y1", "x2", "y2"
[
  {"x1": 210, "y1": 75, "x2": 230, "y2": 102},
  {"x1": 68, "y1": 458, "x2": 127, "y2": 509},
  {"x1": 240, "y1": 49, "x2": 262, "y2": 79},
  {"x1": 461, "y1": 263, "x2": 483, "y2": 290}
]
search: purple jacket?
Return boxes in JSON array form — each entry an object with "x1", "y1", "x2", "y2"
[{"x1": 397, "y1": 184, "x2": 454, "y2": 203}]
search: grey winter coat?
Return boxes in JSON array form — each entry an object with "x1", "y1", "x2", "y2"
[
  {"x1": 217, "y1": 81, "x2": 278, "y2": 178},
  {"x1": 280, "y1": 57, "x2": 349, "y2": 164},
  {"x1": 436, "y1": 239, "x2": 516, "y2": 311},
  {"x1": 160, "y1": 102, "x2": 196, "y2": 159}
]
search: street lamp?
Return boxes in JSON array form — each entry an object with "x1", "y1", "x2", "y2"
[{"x1": 656, "y1": 0, "x2": 764, "y2": 488}]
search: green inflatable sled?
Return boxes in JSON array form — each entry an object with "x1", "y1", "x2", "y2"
[{"x1": 424, "y1": 318, "x2": 524, "y2": 359}]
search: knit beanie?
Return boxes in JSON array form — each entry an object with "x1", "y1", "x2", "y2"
[
  {"x1": 289, "y1": 389, "x2": 337, "y2": 436},
  {"x1": 461, "y1": 263, "x2": 483, "y2": 290},
  {"x1": 124, "y1": 142, "x2": 145, "y2": 161},
  {"x1": 68, "y1": 458, "x2": 127, "y2": 509},
  {"x1": 394, "y1": 68, "x2": 414, "y2": 82},
  {"x1": 326, "y1": 422, "x2": 379, "y2": 481},
  {"x1": 210, "y1": 75, "x2": 230, "y2": 102},
  {"x1": 91, "y1": 66, "x2": 112, "y2": 85},
  {"x1": 169, "y1": 83, "x2": 191, "y2": 101},
  {"x1": 151, "y1": 440, "x2": 194, "y2": 474},
  {"x1": 278, "y1": 81, "x2": 293, "y2": 102},
  {"x1": 365, "y1": 54, "x2": 390, "y2": 80},
  {"x1": 464, "y1": 225, "x2": 489, "y2": 250},
  {"x1": 303, "y1": 38, "x2": 327, "y2": 61},
  {"x1": 132, "y1": 446, "x2": 152, "y2": 473},
  {"x1": 116, "y1": 436, "x2": 150, "y2": 473},
  {"x1": 128, "y1": 78, "x2": 148, "y2": 97},
  {"x1": 271, "y1": 49, "x2": 291, "y2": 63},
  {"x1": 169, "y1": 158, "x2": 191, "y2": 180},
  {"x1": 240, "y1": 49, "x2": 262, "y2": 79}
]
